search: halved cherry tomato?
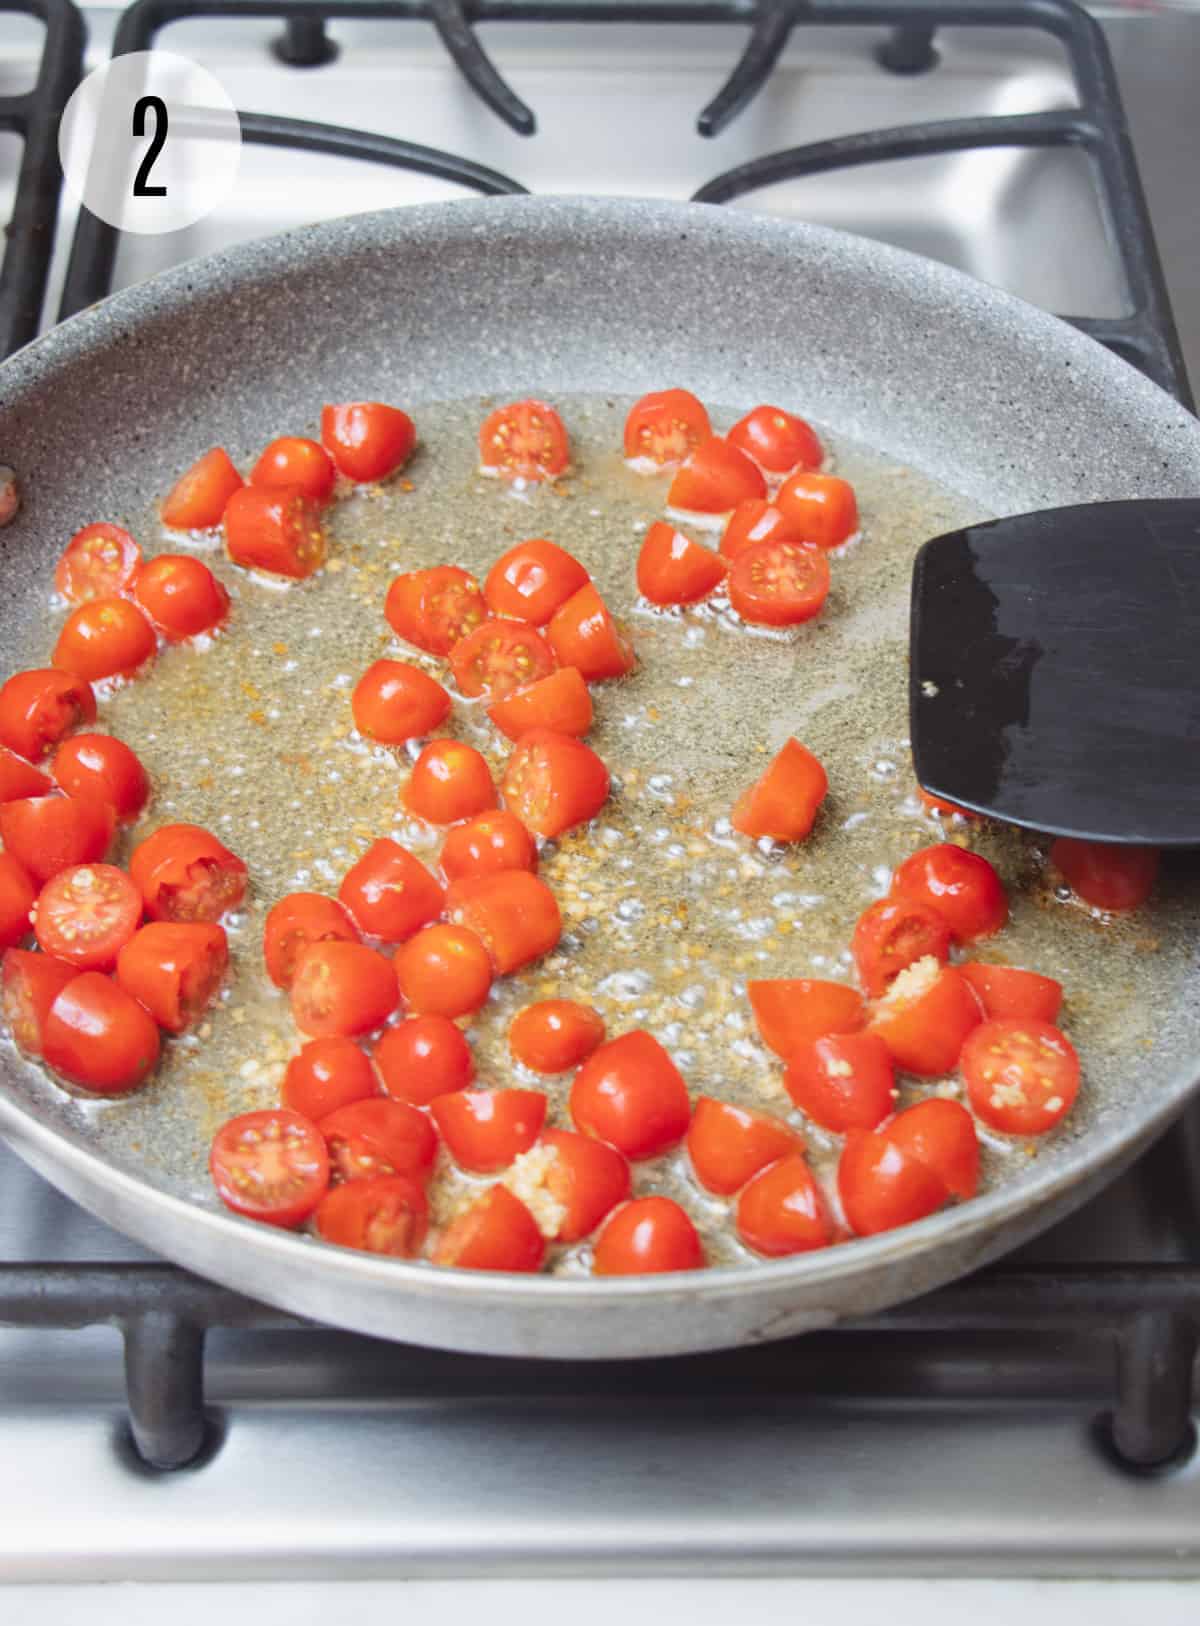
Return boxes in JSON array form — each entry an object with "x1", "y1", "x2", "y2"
[
  {"x1": 593, "y1": 1196, "x2": 704, "y2": 1275},
  {"x1": 728, "y1": 405, "x2": 824, "y2": 476},
  {"x1": 919, "y1": 788, "x2": 980, "y2": 822},
  {"x1": 351, "y1": 659, "x2": 450, "y2": 744},
  {"x1": 546, "y1": 585, "x2": 635, "y2": 681},
  {"x1": 446, "y1": 871, "x2": 561, "y2": 974},
  {"x1": 962, "y1": 1017, "x2": 1081, "y2": 1136},
  {"x1": 731, "y1": 736, "x2": 827, "y2": 842},
  {"x1": 838, "y1": 1128, "x2": 947, "y2": 1237},
  {"x1": 488, "y1": 669, "x2": 592, "y2": 746},
  {"x1": 747, "y1": 978, "x2": 865, "y2": 1060},
  {"x1": 373, "y1": 1014, "x2": 475, "y2": 1106},
  {"x1": 501, "y1": 728, "x2": 609, "y2": 839},
  {"x1": 51, "y1": 733, "x2": 150, "y2": 820},
  {"x1": 623, "y1": 389, "x2": 711, "y2": 467},
  {"x1": 887, "y1": 1098, "x2": 979, "y2": 1200},
  {"x1": 852, "y1": 896, "x2": 951, "y2": 998},
  {"x1": 636, "y1": 521, "x2": 726, "y2": 607},
  {"x1": 433, "y1": 1184, "x2": 545, "y2": 1272},
  {"x1": 0, "y1": 668, "x2": 95, "y2": 762},
  {"x1": 439, "y1": 809, "x2": 538, "y2": 883},
  {"x1": 337, "y1": 838, "x2": 444, "y2": 943},
  {"x1": 321, "y1": 401, "x2": 416, "y2": 484},
  {"x1": 533, "y1": 1128, "x2": 630, "y2": 1242},
  {"x1": 479, "y1": 400, "x2": 570, "y2": 482},
  {"x1": 263, "y1": 891, "x2": 359, "y2": 988},
  {"x1": 209, "y1": 1107, "x2": 328, "y2": 1228},
  {"x1": 133, "y1": 555, "x2": 230, "y2": 640},
  {"x1": 162, "y1": 447, "x2": 244, "y2": 531},
  {"x1": 686, "y1": 1097, "x2": 800, "y2": 1197},
  {"x1": 281, "y1": 1037, "x2": 377, "y2": 1121},
  {"x1": 891, "y1": 843, "x2": 1008, "y2": 942},
  {"x1": 290, "y1": 941, "x2": 399, "y2": 1037},
  {"x1": 1049, "y1": 837, "x2": 1159, "y2": 913},
  {"x1": 403, "y1": 739, "x2": 498, "y2": 825},
  {"x1": 55, "y1": 523, "x2": 142, "y2": 604},
  {"x1": 34, "y1": 863, "x2": 142, "y2": 969},
  {"x1": 53, "y1": 597, "x2": 156, "y2": 683},
  {"x1": 449, "y1": 619, "x2": 556, "y2": 701},
  {"x1": 719, "y1": 499, "x2": 802, "y2": 562},
  {"x1": 432, "y1": 1087, "x2": 548, "y2": 1173},
  {"x1": 43, "y1": 971, "x2": 161, "y2": 1095},
  {"x1": 250, "y1": 436, "x2": 336, "y2": 506},
  {"x1": 1, "y1": 947, "x2": 76, "y2": 1056},
  {"x1": 320, "y1": 1096, "x2": 437, "y2": 1182},
  {"x1": 0, "y1": 852, "x2": 35, "y2": 949},
  {"x1": 776, "y1": 471, "x2": 859, "y2": 549},
  {"x1": 667, "y1": 436, "x2": 766, "y2": 516},
  {"x1": 570, "y1": 1029, "x2": 691, "y2": 1160},
  {"x1": 130, "y1": 823, "x2": 246, "y2": 922},
  {"x1": 315, "y1": 1173, "x2": 428, "y2": 1256},
  {"x1": 115, "y1": 920, "x2": 228, "y2": 1031},
  {"x1": 784, "y1": 1031, "x2": 895, "y2": 1131},
  {"x1": 960, "y1": 961, "x2": 1063, "y2": 1023},
  {"x1": 728, "y1": 539, "x2": 829, "y2": 627},
  {"x1": 0, "y1": 747, "x2": 51, "y2": 802},
  {"x1": 223, "y1": 486, "x2": 326, "y2": 580},
  {"x1": 0, "y1": 795, "x2": 113, "y2": 885},
  {"x1": 736, "y1": 1154, "x2": 832, "y2": 1257},
  {"x1": 395, "y1": 922, "x2": 492, "y2": 1018},
  {"x1": 868, "y1": 959, "x2": 982, "y2": 1076},
  {"x1": 484, "y1": 539, "x2": 589, "y2": 625},
  {"x1": 385, "y1": 566, "x2": 487, "y2": 657},
  {"x1": 509, "y1": 999, "x2": 605, "y2": 1074}
]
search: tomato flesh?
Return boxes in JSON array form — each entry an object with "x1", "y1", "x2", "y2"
[
  {"x1": 319, "y1": 1096, "x2": 437, "y2": 1183},
  {"x1": 337, "y1": 838, "x2": 444, "y2": 942},
  {"x1": 210, "y1": 1107, "x2": 329, "y2": 1228},
  {"x1": 449, "y1": 618, "x2": 556, "y2": 700},
  {"x1": 34, "y1": 863, "x2": 143, "y2": 969},
  {"x1": 488, "y1": 667, "x2": 594, "y2": 743},
  {"x1": 636, "y1": 521, "x2": 726, "y2": 606},
  {"x1": 0, "y1": 747, "x2": 51, "y2": 802},
  {"x1": 686, "y1": 1097, "x2": 800, "y2": 1197},
  {"x1": 385, "y1": 566, "x2": 486, "y2": 656},
  {"x1": 623, "y1": 389, "x2": 711, "y2": 467},
  {"x1": 263, "y1": 891, "x2": 360, "y2": 988},
  {"x1": 728, "y1": 538, "x2": 829, "y2": 627},
  {"x1": 432, "y1": 1087, "x2": 548, "y2": 1173},
  {"x1": 868, "y1": 959, "x2": 982, "y2": 1077},
  {"x1": 162, "y1": 448, "x2": 244, "y2": 530},
  {"x1": 886, "y1": 1098, "x2": 980, "y2": 1200},
  {"x1": 479, "y1": 399, "x2": 570, "y2": 482},
  {"x1": 290, "y1": 941, "x2": 399, "y2": 1037},
  {"x1": 748, "y1": 978, "x2": 865, "y2": 1060},
  {"x1": 130, "y1": 823, "x2": 246, "y2": 923},
  {"x1": 434, "y1": 1184, "x2": 546, "y2": 1272},
  {"x1": 728, "y1": 405, "x2": 824, "y2": 476},
  {"x1": 959, "y1": 961, "x2": 1063, "y2": 1023},
  {"x1": 538, "y1": 1128, "x2": 630, "y2": 1243},
  {"x1": 116, "y1": 921, "x2": 229, "y2": 1032},
  {"x1": 55, "y1": 524, "x2": 142, "y2": 604},
  {"x1": 0, "y1": 852, "x2": 35, "y2": 950},
  {"x1": 0, "y1": 794, "x2": 114, "y2": 886},
  {"x1": 446, "y1": 871, "x2": 561, "y2": 974},
  {"x1": 962, "y1": 1017, "x2": 1081, "y2": 1135},
  {"x1": 0, "y1": 668, "x2": 96, "y2": 763},
  {"x1": 546, "y1": 585, "x2": 635, "y2": 681},
  {"x1": 852, "y1": 896, "x2": 952, "y2": 998},
  {"x1": 784, "y1": 1031, "x2": 896, "y2": 1132},
  {"x1": 2, "y1": 947, "x2": 76, "y2": 1057},
  {"x1": 501, "y1": 727, "x2": 610, "y2": 839},
  {"x1": 719, "y1": 499, "x2": 802, "y2": 562},
  {"x1": 667, "y1": 435, "x2": 766, "y2": 515},
  {"x1": 224, "y1": 486, "x2": 327, "y2": 580},
  {"x1": 731, "y1": 736, "x2": 827, "y2": 843},
  {"x1": 316, "y1": 1174, "x2": 428, "y2": 1256}
]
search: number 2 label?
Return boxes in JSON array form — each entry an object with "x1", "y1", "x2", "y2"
[{"x1": 132, "y1": 95, "x2": 168, "y2": 197}]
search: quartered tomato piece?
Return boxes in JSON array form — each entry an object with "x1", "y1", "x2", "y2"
[
  {"x1": 319, "y1": 1096, "x2": 437, "y2": 1182},
  {"x1": 282, "y1": 1037, "x2": 377, "y2": 1121},
  {"x1": 784, "y1": 1031, "x2": 895, "y2": 1132},
  {"x1": 224, "y1": 486, "x2": 327, "y2": 579},
  {"x1": 373, "y1": 1013, "x2": 475, "y2": 1106},
  {"x1": 636, "y1": 521, "x2": 726, "y2": 606},
  {"x1": 0, "y1": 852, "x2": 35, "y2": 949},
  {"x1": 736, "y1": 1154, "x2": 832, "y2": 1257},
  {"x1": 115, "y1": 921, "x2": 228, "y2": 1032},
  {"x1": 488, "y1": 667, "x2": 593, "y2": 742},
  {"x1": 0, "y1": 668, "x2": 95, "y2": 762},
  {"x1": 731, "y1": 737, "x2": 827, "y2": 843},
  {"x1": 868, "y1": 958, "x2": 982, "y2": 1077},
  {"x1": 509, "y1": 999, "x2": 605, "y2": 1074},
  {"x1": 51, "y1": 733, "x2": 150, "y2": 820},
  {"x1": 891, "y1": 843, "x2": 1008, "y2": 943},
  {"x1": 570, "y1": 1029, "x2": 691, "y2": 1160},
  {"x1": 623, "y1": 389, "x2": 711, "y2": 468},
  {"x1": 321, "y1": 401, "x2": 416, "y2": 484},
  {"x1": 432, "y1": 1087, "x2": 548, "y2": 1173},
  {"x1": 34, "y1": 863, "x2": 142, "y2": 969},
  {"x1": 439, "y1": 809, "x2": 538, "y2": 883},
  {"x1": 919, "y1": 788, "x2": 980, "y2": 822},
  {"x1": 337, "y1": 839, "x2": 444, "y2": 943},
  {"x1": 719, "y1": 499, "x2": 802, "y2": 562},
  {"x1": 728, "y1": 405, "x2": 824, "y2": 476},
  {"x1": 852, "y1": 896, "x2": 952, "y2": 998},
  {"x1": 445, "y1": 871, "x2": 561, "y2": 974},
  {"x1": 290, "y1": 941, "x2": 399, "y2": 1037},
  {"x1": 546, "y1": 585, "x2": 635, "y2": 681},
  {"x1": 403, "y1": 739, "x2": 498, "y2": 825},
  {"x1": 0, "y1": 795, "x2": 114, "y2": 886},
  {"x1": 351, "y1": 659, "x2": 451, "y2": 744},
  {"x1": 385, "y1": 566, "x2": 487, "y2": 657},
  {"x1": 210, "y1": 1107, "x2": 329, "y2": 1228},
  {"x1": 53, "y1": 597, "x2": 156, "y2": 683},
  {"x1": 479, "y1": 399, "x2": 570, "y2": 482},
  {"x1": 685, "y1": 1097, "x2": 800, "y2": 1197},
  {"x1": 263, "y1": 891, "x2": 359, "y2": 988},
  {"x1": 531, "y1": 1128, "x2": 630, "y2": 1243},
  {"x1": 315, "y1": 1173, "x2": 428, "y2": 1257},
  {"x1": 1049, "y1": 837, "x2": 1159, "y2": 913},
  {"x1": 395, "y1": 922, "x2": 493, "y2": 1019},
  {"x1": 0, "y1": 747, "x2": 51, "y2": 802},
  {"x1": 162, "y1": 447, "x2": 244, "y2": 531},
  {"x1": 960, "y1": 962, "x2": 1063, "y2": 1023},
  {"x1": 1, "y1": 947, "x2": 76, "y2": 1056},
  {"x1": 838, "y1": 1128, "x2": 948, "y2": 1237},
  {"x1": 667, "y1": 435, "x2": 766, "y2": 516},
  {"x1": 728, "y1": 539, "x2": 829, "y2": 627},
  {"x1": 962, "y1": 1017, "x2": 1081, "y2": 1136},
  {"x1": 592, "y1": 1197, "x2": 704, "y2": 1275},
  {"x1": 501, "y1": 727, "x2": 609, "y2": 839},
  {"x1": 250, "y1": 436, "x2": 336, "y2": 506},
  {"x1": 55, "y1": 523, "x2": 142, "y2": 604},
  {"x1": 433, "y1": 1184, "x2": 546, "y2": 1272},
  {"x1": 130, "y1": 823, "x2": 246, "y2": 923},
  {"x1": 449, "y1": 619, "x2": 556, "y2": 700},
  {"x1": 887, "y1": 1098, "x2": 980, "y2": 1200},
  {"x1": 776, "y1": 471, "x2": 859, "y2": 549},
  {"x1": 748, "y1": 978, "x2": 865, "y2": 1060},
  {"x1": 43, "y1": 971, "x2": 161, "y2": 1095},
  {"x1": 133, "y1": 555, "x2": 230, "y2": 640},
  {"x1": 484, "y1": 539, "x2": 589, "y2": 625}
]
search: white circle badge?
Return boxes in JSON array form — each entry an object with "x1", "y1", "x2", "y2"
[{"x1": 59, "y1": 50, "x2": 241, "y2": 236}]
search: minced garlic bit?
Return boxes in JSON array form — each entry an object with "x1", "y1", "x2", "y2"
[
  {"x1": 877, "y1": 953, "x2": 941, "y2": 1009},
  {"x1": 501, "y1": 1143, "x2": 567, "y2": 1240}
]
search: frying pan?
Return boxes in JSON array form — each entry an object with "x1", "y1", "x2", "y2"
[{"x1": 1, "y1": 196, "x2": 1199, "y2": 1359}]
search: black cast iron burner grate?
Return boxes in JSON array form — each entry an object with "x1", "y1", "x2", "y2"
[{"x1": 2, "y1": 0, "x2": 1199, "y2": 1481}]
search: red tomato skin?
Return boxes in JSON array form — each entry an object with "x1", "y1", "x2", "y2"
[
  {"x1": 373, "y1": 1014, "x2": 475, "y2": 1106},
  {"x1": 352, "y1": 660, "x2": 451, "y2": 744},
  {"x1": 852, "y1": 897, "x2": 952, "y2": 998},
  {"x1": 962, "y1": 1017, "x2": 1081, "y2": 1136},
  {"x1": 290, "y1": 941, "x2": 400, "y2": 1038},
  {"x1": 445, "y1": 871, "x2": 561, "y2": 974},
  {"x1": 319, "y1": 1097, "x2": 437, "y2": 1183},
  {"x1": 0, "y1": 852, "x2": 35, "y2": 950},
  {"x1": 449, "y1": 619, "x2": 556, "y2": 702},
  {"x1": 0, "y1": 747, "x2": 52, "y2": 802},
  {"x1": 868, "y1": 963, "x2": 983, "y2": 1077},
  {"x1": 546, "y1": 585, "x2": 636, "y2": 681},
  {"x1": 748, "y1": 978, "x2": 865, "y2": 1060},
  {"x1": 321, "y1": 402, "x2": 416, "y2": 483},
  {"x1": 736, "y1": 1154, "x2": 833, "y2": 1257},
  {"x1": 539, "y1": 1128, "x2": 631, "y2": 1243},
  {"x1": 1, "y1": 947, "x2": 76, "y2": 1056},
  {"x1": 385, "y1": 566, "x2": 487, "y2": 657},
  {"x1": 731, "y1": 737, "x2": 827, "y2": 843},
  {"x1": 727, "y1": 405, "x2": 824, "y2": 476},
  {"x1": 485, "y1": 539, "x2": 589, "y2": 625},
  {"x1": 919, "y1": 788, "x2": 981, "y2": 822},
  {"x1": 434, "y1": 1184, "x2": 546, "y2": 1272},
  {"x1": 685, "y1": 1096, "x2": 800, "y2": 1197},
  {"x1": 887, "y1": 1098, "x2": 980, "y2": 1201},
  {"x1": 55, "y1": 523, "x2": 143, "y2": 604},
  {"x1": 42, "y1": 971, "x2": 161, "y2": 1094},
  {"x1": 133, "y1": 555, "x2": 230, "y2": 640},
  {"x1": 224, "y1": 486, "x2": 327, "y2": 579},
  {"x1": 52, "y1": 598, "x2": 156, "y2": 683},
  {"x1": 129, "y1": 823, "x2": 246, "y2": 923},
  {"x1": 33, "y1": 863, "x2": 143, "y2": 969},
  {"x1": 394, "y1": 922, "x2": 492, "y2": 1019},
  {"x1": 281, "y1": 1037, "x2": 378, "y2": 1121},
  {"x1": 263, "y1": 891, "x2": 359, "y2": 989},
  {"x1": 509, "y1": 999, "x2": 606, "y2": 1074},
  {"x1": 775, "y1": 472, "x2": 859, "y2": 549},
  {"x1": 592, "y1": 1197, "x2": 704, "y2": 1275},
  {"x1": 210, "y1": 1108, "x2": 329, "y2": 1229},
  {"x1": 488, "y1": 668, "x2": 594, "y2": 743},
  {"x1": 784, "y1": 1031, "x2": 896, "y2": 1132},
  {"x1": 727, "y1": 538, "x2": 830, "y2": 627},
  {"x1": 667, "y1": 435, "x2": 766, "y2": 515},
  {"x1": 0, "y1": 795, "x2": 114, "y2": 886},
  {"x1": 959, "y1": 962, "x2": 1063, "y2": 1023},
  {"x1": 250, "y1": 436, "x2": 336, "y2": 505},
  {"x1": 479, "y1": 399, "x2": 570, "y2": 482},
  {"x1": 51, "y1": 733, "x2": 150, "y2": 820},
  {"x1": 636, "y1": 522, "x2": 726, "y2": 606},
  {"x1": 337, "y1": 839, "x2": 445, "y2": 943},
  {"x1": 404, "y1": 739, "x2": 499, "y2": 825},
  {"x1": 719, "y1": 500, "x2": 802, "y2": 562},
  {"x1": 501, "y1": 728, "x2": 610, "y2": 839},
  {"x1": 623, "y1": 390, "x2": 711, "y2": 466},
  {"x1": 162, "y1": 448, "x2": 244, "y2": 530},
  {"x1": 1049, "y1": 838, "x2": 1159, "y2": 912},
  {"x1": 838, "y1": 1130, "x2": 948, "y2": 1237},
  {"x1": 439, "y1": 810, "x2": 539, "y2": 884},
  {"x1": 115, "y1": 921, "x2": 228, "y2": 1032},
  {"x1": 569, "y1": 1029, "x2": 691, "y2": 1161},
  {"x1": 891, "y1": 844, "x2": 1008, "y2": 943},
  {"x1": 0, "y1": 668, "x2": 96, "y2": 762},
  {"x1": 316, "y1": 1174, "x2": 428, "y2": 1256},
  {"x1": 431, "y1": 1087, "x2": 548, "y2": 1173}
]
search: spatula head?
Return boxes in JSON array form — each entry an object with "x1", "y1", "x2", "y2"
[{"x1": 910, "y1": 498, "x2": 1200, "y2": 846}]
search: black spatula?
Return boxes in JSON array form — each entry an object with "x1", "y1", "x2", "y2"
[{"x1": 909, "y1": 498, "x2": 1200, "y2": 846}]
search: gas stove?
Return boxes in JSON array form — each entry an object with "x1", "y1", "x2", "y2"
[{"x1": 3, "y1": 0, "x2": 1200, "y2": 1582}]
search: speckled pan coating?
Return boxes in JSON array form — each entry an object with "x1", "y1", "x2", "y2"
[{"x1": 1, "y1": 196, "x2": 1199, "y2": 1359}]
